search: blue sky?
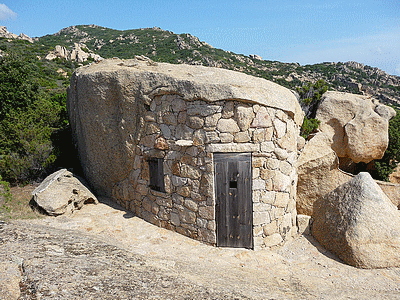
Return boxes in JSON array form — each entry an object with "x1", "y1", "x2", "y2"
[{"x1": 1, "y1": 0, "x2": 400, "y2": 75}]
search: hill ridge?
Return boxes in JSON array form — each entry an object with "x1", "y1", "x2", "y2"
[{"x1": 2, "y1": 24, "x2": 400, "y2": 106}]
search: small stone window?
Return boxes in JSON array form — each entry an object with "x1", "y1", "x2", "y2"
[{"x1": 148, "y1": 158, "x2": 165, "y2": 192}]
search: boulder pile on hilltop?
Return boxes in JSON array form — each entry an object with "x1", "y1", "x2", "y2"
[
  {"x1": 0, "y1": 26, "x2": 34, "y2": 43},
  {"x1": 45, "y1": 43, "x2": 103, "y2": 63}
]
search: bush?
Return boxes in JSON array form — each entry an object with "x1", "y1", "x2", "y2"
[
  {"x1": 0, "y1": 175, "x2": 12, "y2": 203},
  {"x1": 374, "y1": 106, "x2": 400, "y2": 181},
  {"x1": 297, "y1": 79, "x2": 328, "y2": 118},
  {"x1": 0, "y1": 97, "x2": 62, "y2": 184},
  {"x1": 300, "y1": 117, "x2": 321, "y2": 138},
  {"x1": 297, "y1": 80, "x2": 328, "y2": 137},
  {"x1": 0, "y1": 53, "x2": 39, "y2": 121},
  {"x1": 0, "y1": 49, "x2": 77, "y2": 184}
]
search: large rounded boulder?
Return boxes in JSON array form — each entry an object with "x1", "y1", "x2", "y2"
[
  {"x1": 312, "y1": 172, "x2": 400, "y2": 268},
  {"x1": 316, "y1": 91, "x2": 396, "y2": 163},
  {"x1": 296, "y1": 132, "x2": 352, "y2": 216}
]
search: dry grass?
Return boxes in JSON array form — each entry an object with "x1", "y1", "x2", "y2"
[{"x1": 0, "y1": 184, "x2": 45, "y2": 221}]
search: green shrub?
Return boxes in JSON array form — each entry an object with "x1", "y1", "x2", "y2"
[
  {"x1": 0, "y1": 47, "x2": 77, "y2": 184},
  {"x1": 297, "y1": 80, "x2": 327, "y2": 138},
  {"x1": 0, "y1": 54, "x2": 39, "y2": 121},
  {"x1": 296, "y1": 79, "x2": 328, "y2": 109},
  {"x1": 0, "y1": 97, "x2": 62, "y2": 184},
  {"x1": 374, "y1": 106, "x2": 400, "y2": 181},
  {"x1": 300, "y1": 117, "x2": 320, "y2": 138}
]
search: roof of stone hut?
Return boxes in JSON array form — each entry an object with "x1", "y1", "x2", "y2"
[{"x1": 74, "y1": 57, "x2": 304, "y2": 125}]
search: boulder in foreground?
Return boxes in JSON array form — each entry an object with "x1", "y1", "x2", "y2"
[
  {"x1": 32, "y1": 169, "x2": 98, "y2": 216},
  {"x1": 312, "y1": 172, "x2": 400, "y2": 268}
]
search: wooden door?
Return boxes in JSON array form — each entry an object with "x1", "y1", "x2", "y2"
[{"x1": 214, "y1": 153, "x2": 253, "y2": 249}]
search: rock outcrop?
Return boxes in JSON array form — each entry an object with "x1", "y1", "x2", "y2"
[
  {"x1": 296, "y1": 132, "x2": 351, "y2": 216},
  {"x1": 0, "y1": 26, "x2": 34, "y2": 43},
  {"x1": 316, "y1": 91, "x2": 396, "y2": 163},
  {"x1": 312, "y1": 172, "x2": 400, "y2": 268},
  {"x1": 45, "y1": 43, "x2": 102, "y2": 63},
  {"x1": 296, "y1": 132, "x2": 400, "y2": 216},
  {"x1": 31, "y1": 169, "x2": 98, "y2": 215},
  {"x1": 249, "y1": 54, "x2": 263, "y2": 60}
]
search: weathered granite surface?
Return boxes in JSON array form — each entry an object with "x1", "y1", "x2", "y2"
[
  {"x1": 1, "y1": 201, "x2": 400, "y2": 299},
  {"x1": 316, "y1": 91, "x2": 396, "y2": 163},
  {"x1": 32, "y1": 169, "x2": 98, "y2": 216},
  {"x1": 312, "y1": 172, "x2": 400, "y2": 268},
  {"x1": 0, "y1": 221, "x2": 246, "y2": 299}
]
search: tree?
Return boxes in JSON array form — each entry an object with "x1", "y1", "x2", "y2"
[
  {"x1": 374, "y1": 106, "x2": 400, "y2": 181},
  {"x1": 297, "y1": 80, "x2": 328, "y2": 138},
  {"x1": 0, "y1": 97, "x2": 61, "y2": 183},
  {"x1": 0, "y1": 53, "x2": 74, "y2": 184},
  {"x1": 0, "y1": 53, "x2": 39, "y2": 121}
]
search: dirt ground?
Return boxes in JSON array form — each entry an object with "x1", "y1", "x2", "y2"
[
  {"x1": 1, "y1": 196, "x2": 400, "y2": 299},
  {"x1": 0, "y1": 184, "x2": 43, "y2": 221}
]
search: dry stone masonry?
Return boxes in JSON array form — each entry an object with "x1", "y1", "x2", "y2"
[
  {"x1": 67, "y1": 57, "x2": 304, "y2": 249},
  {"x1": 113, "y1": 96, "x2": 300, "y2": 249}
]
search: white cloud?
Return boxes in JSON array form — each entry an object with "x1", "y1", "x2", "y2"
[{"x1": 0, "y1": 4, "x2": 17, "y2": 21}]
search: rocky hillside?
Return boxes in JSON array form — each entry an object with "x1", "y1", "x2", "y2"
[
  {"x1": 37, "y1": 24, "x2": 400, "y2": 106},
  {"x1": 0, "y1": 26, "x2": 34, "y2": 43},
  {"x1": 1, "y1": 24, "x2": 399, "y2": 106}
]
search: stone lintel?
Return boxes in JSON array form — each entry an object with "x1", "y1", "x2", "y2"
[
  {"x1": 176, "y1": 140, "x2": 194, "y2": 146},
  {"x1": 206, "y1": 143, "x2": 260, "y2": 153}
]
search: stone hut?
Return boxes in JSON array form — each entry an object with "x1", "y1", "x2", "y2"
[{"x1": 67, "y1": 57, "x2": 304, "y2": 250}]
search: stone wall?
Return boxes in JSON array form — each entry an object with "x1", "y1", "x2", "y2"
[{"x1": 112, "y1": 93, "x2": 299, "y2": 249}]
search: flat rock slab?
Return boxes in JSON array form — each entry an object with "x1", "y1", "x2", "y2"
[
  {"x1": 312, "y1": 172, "x2": 400, "y2": 268},
  {"x1": 32, "y1": 169, "x2": 98, "y2": 216},
  {"x1": 0, "y1": 221, "x2": 248, "y2": 300},
  {"x1": 1, "y1": 198, "x2": 399, "y2": 299}
]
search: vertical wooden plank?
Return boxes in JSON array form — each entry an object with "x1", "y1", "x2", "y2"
[
  {"x1": 237, "y1": 159, "x2": 245, "y2": 248},
  {"x1": 240, "y1": 157, "x2": 253, "y2": 249},
  {"x1": 215, "y1": 157, "x2": 228, "y2": 247},
  {"x1": 228, "y1": 160, "x2": 239, "y2": 247}
]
